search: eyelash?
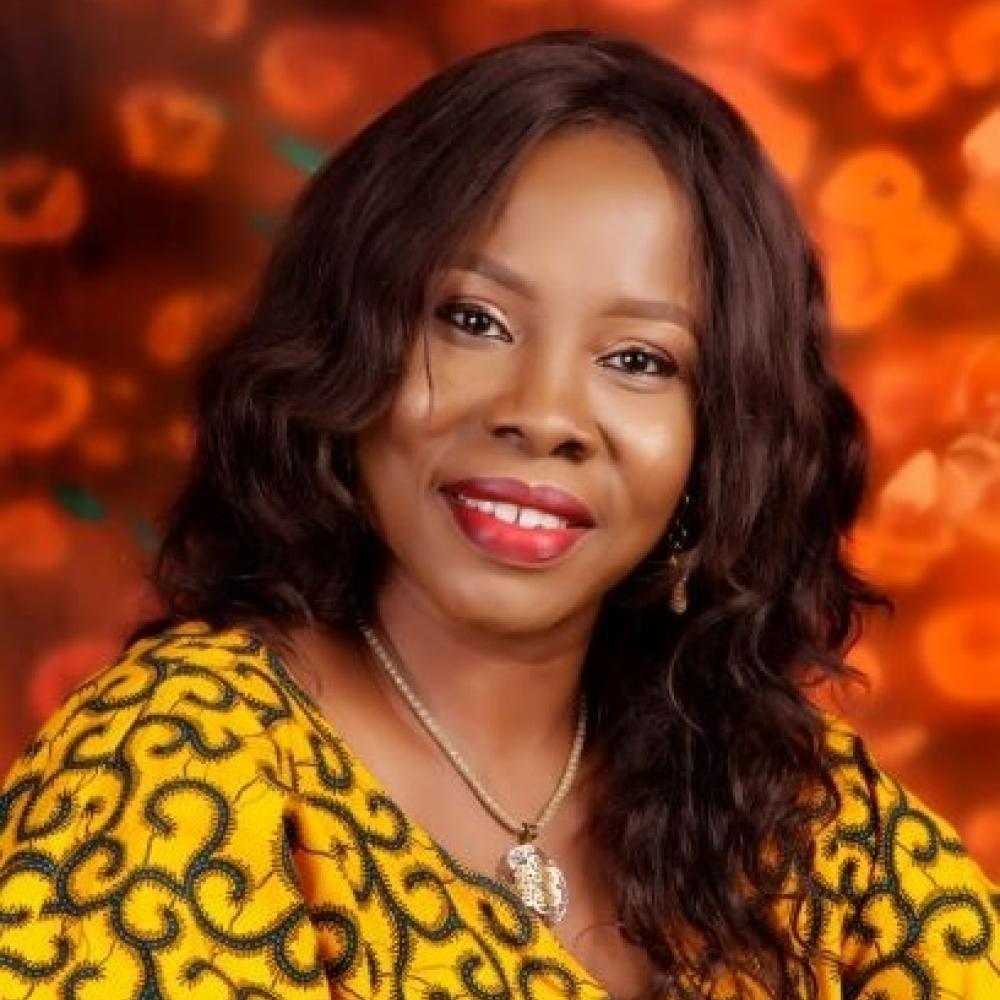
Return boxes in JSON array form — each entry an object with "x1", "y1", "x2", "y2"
[{"x1": 435, "y1": 301, "x2": 679, "y2": 379}]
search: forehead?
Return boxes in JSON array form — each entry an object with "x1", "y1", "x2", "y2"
[{"x1": 450, "y1": 126, "x2": 699, "y2": 310}]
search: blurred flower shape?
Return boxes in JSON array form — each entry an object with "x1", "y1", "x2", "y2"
[
  {"x1": 754, "y1": 0, "x2": 864, "y2": 81},
  {"x1": 941, "y1": 434, "x2": 1000, "y2": 520},
  {"x1": 179, "y1": 0, "x2": 248, "y2": 39},
  {"x1": 955, "y1": 337, "x2": 1000, "y2": 434},
  {"x1": 118, "y1": 82, "x2": 226, "y2": 179},
  {"x1": 859, "y1": 32, "x2": 951, "y2": 120},
  {"x1": 947, "y1": 2, "x2": 1000, "y2": 89},
  {"x1": 28, "y1": 635, "x2": 121, "y2": 723},
  {"x1": 0, "y1": 498, "x2": 70, "y2": 573},
  {"x1": 849, "y1": 450, "x2": 956, "y2": 587},
  {"x1": 258, "y1": 21, "x2": 434, "y2": 129},
  {"x1": 962, "y1": 176, "x2": 1000, "y2": 254},
  {"x1": 688, "y1": 60, "x2": 816, "y2": 183},
  {"x1": 880, "y1": 449, "x2": 945, "y2": 516},
  {"x1": 145, "y1": 287, "x2": 228, "y2": 367},
  {"x1": 0, "y1": 155, "x2": 85, "y2": 245},
  {"x1": 0, "y1": 349, "x2": 92, "y2": 455},
  {"x1": 871, "y1": 202, "x2": 963, "y2": 288},
  {"x1": 0, "y1": 301, "x2": 20, "y2": 350},
  {"x1": 918, "y1": 599, "x2": 1000, "y2": 705},
  {"x1": 818, "y1": 147, "x2": 926, "y2": 230},
  {"x1": 846, "y1": 338, "x2": 966, "y2": 451},
  {"x1": 821, "y1": 226, "x2": 900, "y2": 333},
  {"x1": 962, "y1": 104, "x2": 1000, "y2": 178},
  {"x1": 959, "y1": 468, "x2": 1000, "y2": 551}
]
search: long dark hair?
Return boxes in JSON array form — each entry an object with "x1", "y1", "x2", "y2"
[{"x1": 125, "y1": 28, "x2": 889, "y2": 999}]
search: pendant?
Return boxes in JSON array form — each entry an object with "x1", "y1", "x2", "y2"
[{"x1": 501, "y1": 842, "x2": 569, "y2": 925}]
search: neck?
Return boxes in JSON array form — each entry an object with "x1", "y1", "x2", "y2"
[{"x1": 362, "y1": 568, "x2": 599, "y2": 771}]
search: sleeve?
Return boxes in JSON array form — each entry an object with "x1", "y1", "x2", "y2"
[
  {"x1": 832, "y1": 724, "x2": 1000, "y2": 999},
  {"x1": 0, "y1": 646, "x2": 332, "y2": 1000}
]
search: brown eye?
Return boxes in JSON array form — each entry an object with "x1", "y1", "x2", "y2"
[
  {"x1": 434, "y1": 301, "x2": 511, "y2": 341},
  {"x1": 601, "y1": 347, "x2": 678, "y2": 378}
]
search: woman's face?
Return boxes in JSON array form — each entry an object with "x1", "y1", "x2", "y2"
[{"x1": 356, "y1": 125, "x2": 700, "y2": 636}]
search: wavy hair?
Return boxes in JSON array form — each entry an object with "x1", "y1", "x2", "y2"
[{"x1": 125, "y1": 29, "x2": 890, "y2": 999}]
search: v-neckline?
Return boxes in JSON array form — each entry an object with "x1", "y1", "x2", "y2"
[{"x1": 226, "y1": 620, "x2": 617, "y2": 1000}]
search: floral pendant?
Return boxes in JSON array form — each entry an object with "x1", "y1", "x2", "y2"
[{"x1": 501, "y1": 842, "x2": 569, "y2": 925}]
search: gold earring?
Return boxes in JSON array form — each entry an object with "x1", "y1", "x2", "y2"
[{"x1": 667, "y1": 552, "x2": 688, "y2": 615}]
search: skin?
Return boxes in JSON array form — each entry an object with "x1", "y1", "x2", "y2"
[{"x1": 284, "y1": 124, "x2": 701, "y2": 996}]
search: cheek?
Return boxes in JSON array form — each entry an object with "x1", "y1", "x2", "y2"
[
  {"x1": 606, "y1": 394, "x2": 696, "y2": 519},
  {"x1": 354, "y1": 343, "x2": 478, "y2": 507}
]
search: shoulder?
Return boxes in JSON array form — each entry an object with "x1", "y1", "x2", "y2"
[
  {"x1": 0, "y1": 620, "x2": 326, "y2": 997},
  {"x1": 810, "y1": 709, "x2": 1000, "y2": 990},
  {"x1": 0, "y1": 619, "x2": 298, "y2": 845},
  {"x1": 813, "y1": 709, "x2": 989, "y2": 874}
]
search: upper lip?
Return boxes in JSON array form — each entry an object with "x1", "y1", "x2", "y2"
[{"x1": 440, "y1": 477, "x2": 596, "y2": 527}]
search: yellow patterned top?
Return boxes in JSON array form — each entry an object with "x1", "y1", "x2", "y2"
[{"x1": 0, "y1": 619, "x2": 998, "y2": 1000}]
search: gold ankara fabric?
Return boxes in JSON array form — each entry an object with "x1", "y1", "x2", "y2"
[{"x1": 0, "y1": 620, "x2": 997, "y2": 999}]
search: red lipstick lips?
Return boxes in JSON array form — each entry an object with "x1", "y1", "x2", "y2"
[
  {"x1": 439, "y1": 476, "x2": 595, "y2": 566},
  {"x1": 440, "y1": 477, "x2": 595, "y2": 527}
]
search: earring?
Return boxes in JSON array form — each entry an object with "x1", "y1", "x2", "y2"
[{"x1": 667, "y1": 552, "x2": 688, "y2": 614}]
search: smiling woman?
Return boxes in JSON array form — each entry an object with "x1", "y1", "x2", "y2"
[{"x1": 0, "y1": 27, "x2": 998, "y2": 1000}]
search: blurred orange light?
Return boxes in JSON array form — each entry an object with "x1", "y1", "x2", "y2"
[
  {"x1": 0, "y1": 499, "x2": 70, "y2": 573},
  {"x1": 145, "y1": 290, "x2": 218, "y2": 367},
  {"x1": 688, "y1": 61, "x2": 816, "y2": 183},
  {"x1": 118, "y1": 82, "x2": 226, "y2": 179},
  {"x1": 871, "y1": 202, "x2": 963, "y2": 288},
  {"x1": 755, "y1": 1, "x2": 864, "y2": 81},
  {"x1": 821, "y1": 226, "x2": 900, "y2": 334},
  {"x1": 0, "y1": 155, "x2": 85, "y2": 245},
  {"x1": 818, "y1": 148, "x2": 926, "y2": 229},
  {"x1": 258, "y1": 22, "x2": 434, "y2": 129},
  {"x1": 947, "y1": 2, "x2": 1000, "y2": 89},
  {"x1": 0, "y1": 350, "x2": 92, "y2": 454},
  {"x1": 859, "y1": 33, "x2": 951, "y2": 120},
  {"x1": 962, "y1": 177, "x2": 1000, "y2": 253},
  {"x1": 179, "y1": 0, "x2": 248, "y2": 39},
  {"x1": 918, "y1": 600, "x2": 1000, "y2": 704},
  {"x1": 962, "y1": 104, "x2": 1000, "y2": 178}
]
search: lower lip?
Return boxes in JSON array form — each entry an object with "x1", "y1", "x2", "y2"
[{"x1": 441, "y1": 492, "x2": 591, "y2": 565}]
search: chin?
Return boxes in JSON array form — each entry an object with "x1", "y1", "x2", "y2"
[{"x1": 434, "y1": 578, "x2": 598, "y2": 636}]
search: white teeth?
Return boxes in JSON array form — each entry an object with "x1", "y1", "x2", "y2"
[
  {"x1": 453, "y1": 494, "x2": 570, "y2": 529},
  {"x1": 518, "y1": 507, "x2": 565, "y2": 529},
  {"x1": 492, "y1": 502, "x2": 520, "y2": 525}
]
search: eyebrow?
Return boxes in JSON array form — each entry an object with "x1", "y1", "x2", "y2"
[{"x1": 452, "y1": 250, "x2": 697, "y2": 331}]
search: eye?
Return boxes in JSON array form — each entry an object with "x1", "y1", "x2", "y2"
[
  {"x1": 601, "y1": 347, "x2": 678, "y2": 379},
  {"x1": 434, "y1": 301, "x2": 511, "y2": 341}
]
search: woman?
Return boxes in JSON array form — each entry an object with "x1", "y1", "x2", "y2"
[{"x1": 0, "y1": 28, "x2": 996, "y2": 1000}]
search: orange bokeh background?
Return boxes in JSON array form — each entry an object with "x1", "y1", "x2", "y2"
[{"x1": 1, "y1": 1, "x2": 998, "y2": 876}]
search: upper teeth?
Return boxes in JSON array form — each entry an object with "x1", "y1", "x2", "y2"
[{"x1": 455, "y1": 495, "x2": 571, "y2": 529}]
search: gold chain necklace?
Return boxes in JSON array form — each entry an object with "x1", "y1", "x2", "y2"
[{"x1": 355, "y1": 613, "x2": 587, "y2": 926}]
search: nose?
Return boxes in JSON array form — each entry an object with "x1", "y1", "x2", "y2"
[{"x1": 484, "y1": 340, "x2": 598, "y2": 461}]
